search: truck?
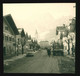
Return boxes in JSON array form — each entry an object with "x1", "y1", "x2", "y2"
[{"x1": 53, "y1": 40, "x2": 64, "y2": 56}]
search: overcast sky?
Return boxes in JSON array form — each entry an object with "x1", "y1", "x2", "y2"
[{"x1": 3, "y1": 3, "x2": 76, "y2": 42}]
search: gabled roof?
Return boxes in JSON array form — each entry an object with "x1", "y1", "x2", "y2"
[
  {"x1": 4, "y1": 14, "x2": 19, "y2": 35},
  {"x1": 3, "y1": 16, "x2": 15, "y2": 35}
]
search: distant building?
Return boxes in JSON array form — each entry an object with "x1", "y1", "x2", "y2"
[
  {"x1": 39, "y1": 41, "x2": 49, "y2": 49},
  {"x1": 3, "y1": 14, "x2": 19, "y2": 58}
]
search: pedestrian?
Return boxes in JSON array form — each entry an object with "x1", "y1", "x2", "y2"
[
  {"x1": 50, "y1": 46, "x2": 53, "y2": 57},
  {"x1": 63, "y1": 41, "x2": 68, "y2": 55},
  {"x1": 46, "y1": 47, "x2": 51, "y2": 57},
  {"x1": 52, "y1": 41, "x2": 55, "y2": 56}
]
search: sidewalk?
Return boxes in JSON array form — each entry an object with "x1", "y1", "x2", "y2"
[
  {"x1": 64, "y1": 52, "x2": 75, "y2": 59},
  {"x1": 65, "y1": 54, "x2": 75, "y2": 62},
  {"x1": 4, "y1": 51, "x2": 38, "y2": 66},
  {"x1": 4, "y1": 54, "x2": 26, "y2": 66}
]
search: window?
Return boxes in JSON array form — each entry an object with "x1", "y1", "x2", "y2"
[
  {"x1": 6, "y1": 36, "x2": 8, "y2": 41},
  {"x1": 12, "y1": 38, "x2": 14, "y2": 42},
  {"x1": 9, "y1": 37, "x2": 10, "y2": 41},
  {"x1": 5, "y1": 36, "x2": 6, "y2": 41},
  {"x1": 5, "y1": 36, "x2": 8, "y2": 41},
  {"x1": 9, "y1": 37, "x2": 11, "y2": 41},
  {"x1": 5, "y1": 26, "x2": 8, "y2": 30},
  {"x1": 13, "y1": 38, "x2": 15, "y2": 41},
  {"x1": 10, "y1": 37, "x2": 11, "y2": 41}
]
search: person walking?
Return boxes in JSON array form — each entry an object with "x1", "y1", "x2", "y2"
[
  {"x1": 52, "y1": 41, "x2": 55, "y2": 56},
  {"x1": 50, "y1": 46, "x2": 53, "y2": 57},
  {"x1": 46, "y1": 47, "x2": 51, "y2": 57}
]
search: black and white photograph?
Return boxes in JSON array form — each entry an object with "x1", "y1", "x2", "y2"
[{"x1": 3, "y1": 3, "x2": 76, "y2": 73}]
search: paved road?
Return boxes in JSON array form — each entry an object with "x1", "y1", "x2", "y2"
[{"x1": 4, "y1": 50, "x2": 60, "y2": 73}]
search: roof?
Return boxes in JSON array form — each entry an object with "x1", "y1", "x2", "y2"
[
  {"x1": 4, "y1": 14, "x2": 19, "y2": 35},
  {"x1": 3, "y1": 16, "x2": 15, "y2": 35},
  {"x1": 57, "y1": 26, "x2": 65, "y2": 30},
  {"x1": 56, "y1": 26, "x2": 67, "y2": 32}
]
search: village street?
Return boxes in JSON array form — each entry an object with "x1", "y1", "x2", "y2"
[
  {"x1": 4, "y1": 50, "x2": 75, "y2": 73},
  {"x1": 3, "y1": 3, "x2": 76, "y2": 74}
]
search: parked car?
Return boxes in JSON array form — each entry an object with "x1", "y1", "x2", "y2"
[{"x1": 26, "y1": 49, "x2": 34, "y2": 57}]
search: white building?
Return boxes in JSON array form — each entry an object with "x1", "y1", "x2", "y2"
[{"x1": 39, "y1": 41, "x2": 49, "y2": 49}]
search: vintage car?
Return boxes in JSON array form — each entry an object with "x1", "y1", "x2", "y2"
[
  {"x1": 26, "y1": 49, "x2": 34, "y2": 57},
  {"x1": 53, "y1": 41, "x2": 64, "y2": 56}
]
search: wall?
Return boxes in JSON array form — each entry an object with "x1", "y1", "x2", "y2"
[{"x1": 3, "y1": 19, "x2": 16, "y2": 58}]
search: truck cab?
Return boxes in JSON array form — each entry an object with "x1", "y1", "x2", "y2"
[{"x1": 53, "y1": 41, "x2": 64, "y2": 56}]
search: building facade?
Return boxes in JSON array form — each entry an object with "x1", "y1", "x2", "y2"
[
  {"x1": 3, "y1": 14, "x2": 19, "y2": 58},
  {"x1": 56, "y1": 24, "x2": 68, "y2": 38},
  {"x1": 39, "y1": 41, "x2": 49, "y2": 49}
]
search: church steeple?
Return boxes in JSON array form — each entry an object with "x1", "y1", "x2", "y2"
[{"x1": 35, "y1": 29, "x2": 38, "y2": 41}]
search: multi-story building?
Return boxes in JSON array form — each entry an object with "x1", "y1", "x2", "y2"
[
  {"x1": 56, "y1": 18, "x2": 76, "y2": 55},
  {"x1": 3, "y1": 14, "x2": 19, "y2": 58},
  {"x1": 56, "y1": 24, "x2": 68, "y2": 39}
]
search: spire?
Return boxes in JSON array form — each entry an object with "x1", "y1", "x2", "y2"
[{"x1": 35, "y1": 29, "x2": 38, "y2": 41}]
